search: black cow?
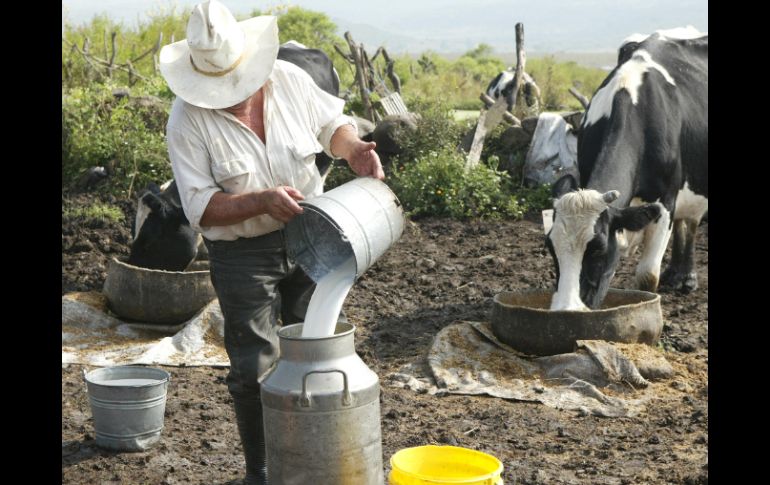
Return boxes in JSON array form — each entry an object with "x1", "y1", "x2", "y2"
[
  {"x1": 545, "y1": 27, "x2": 708, "y2": 311},
  {"x1": 128, "y1": 42, "x2": 342, "y2": 271}
]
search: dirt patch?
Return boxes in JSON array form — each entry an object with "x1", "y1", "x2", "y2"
[{"x1": 62, "y1": 194, "x2": 708, "y2": 484}]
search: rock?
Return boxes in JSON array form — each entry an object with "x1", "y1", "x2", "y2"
[
  {"x1": 112, "y1": 88, "x2": 130, "y2": 99},
  {"x1": 521, "y1": 116, "x2": 539, "y2": 135},
  {"x1": 352, "y1": 115, "x2": 376, "y2": 140},
  {"x1": 371, "y1": 113, "x2": 419, "y2": 165},
  {"x1": 416, "y1": 258, "x2": 437, "y2": 269},
  {"x1": 498, "y1": 126, "x2": 533, "y2": 151}
]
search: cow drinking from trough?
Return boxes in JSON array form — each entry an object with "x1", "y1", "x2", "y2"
[
  {"x1": 128, "y1": 42, "x2": 343, "y2": 271},
  {"x1": 546, "y1": 27, "x2": 708, "y2": 311},
  {"x1": 129, "y1": 180, "x2": 200, "y2": 271}
]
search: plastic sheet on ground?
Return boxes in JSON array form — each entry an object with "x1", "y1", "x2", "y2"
[
  {"x1": 386, "y1": 321, "x2": 675, "y2": 417},
  {"x1": 62, "y1": 292, "x2": 228, "y2": 367}
]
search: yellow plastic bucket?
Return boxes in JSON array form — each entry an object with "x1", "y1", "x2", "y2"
[{"x1": 389, "y1": 445, "x2": 504, "y2": 485}]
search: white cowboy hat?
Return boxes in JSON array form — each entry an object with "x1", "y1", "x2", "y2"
[{"x1": 159, "y1": 0, "x2": 279, "y2": 109}]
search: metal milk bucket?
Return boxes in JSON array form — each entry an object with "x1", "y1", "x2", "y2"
[
  {"x1": 84, "y1": 366, "x2": 171, "y2": 451},
  {"x1": 285, "y1": 177, "x2": 404, "y2": 282},
  {"x1": 260, "y1": 322, "x2": 384, "y2": 485}
]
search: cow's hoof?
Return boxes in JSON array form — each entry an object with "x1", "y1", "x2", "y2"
[
  {"x1": 635, "y1": 272, "x2": 659, "y2": 293},
  {"x1": 660, "y1": 269, "x2": 698, "y2": 293}
]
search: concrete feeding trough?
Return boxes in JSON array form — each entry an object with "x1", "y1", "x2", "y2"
[
  {"x1": 102, "y1": 257, "x2": 216, "y2": 324},
  {"x1": 491, "y1": 289, "x2": 663, "y2": 356}
]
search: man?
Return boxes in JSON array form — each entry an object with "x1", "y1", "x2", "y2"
[{"x1": 159, "y1": 1, "x2": 384, "y2": 483}]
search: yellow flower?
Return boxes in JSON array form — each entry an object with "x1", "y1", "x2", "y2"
[{"x1": 435, "y1": 189, "x2": 443, "y2": 196}]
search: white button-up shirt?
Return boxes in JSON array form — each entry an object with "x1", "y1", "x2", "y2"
[{"x1": 166, "y1": 59, "x2": 356, "y2": 241}]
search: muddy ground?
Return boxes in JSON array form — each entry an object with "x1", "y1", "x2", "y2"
[{"x1": 62, "y1": 192, "x2": 708, "y2": 484}]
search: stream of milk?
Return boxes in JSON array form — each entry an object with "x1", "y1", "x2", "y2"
[{"x1": 301, "y1": 258, "x2": 357, "y2": 338}]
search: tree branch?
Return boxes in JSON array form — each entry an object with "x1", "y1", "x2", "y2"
[{"x1": 569, "y1": 87, "x2": 590, "y2": 109}]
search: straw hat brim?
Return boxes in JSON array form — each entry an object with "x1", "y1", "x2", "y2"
[{"x1": 159, "y1": 16, "x2": 279, "y2": 109}]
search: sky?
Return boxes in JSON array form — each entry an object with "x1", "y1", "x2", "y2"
[{"x1": 62, "y1": 0, "x2": 708, "y2": 54}]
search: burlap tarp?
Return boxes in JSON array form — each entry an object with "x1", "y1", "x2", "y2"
[
  {"x1": 62, "y1": 292, "x2": 228, "y2": 367},
  {"x1": 386, "y1": 321, "x2": 676, "y2": 417}
]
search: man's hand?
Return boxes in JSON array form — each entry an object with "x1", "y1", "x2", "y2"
[
  {"x1": 346, "y1": 140, "x2": 385, "y2": 180},
  {"x1": 330, "y1": 124, "x2": 385, "y2": 180},
  {"x1": 258, "y1": 186, "x2": 305, "y2": 223}
]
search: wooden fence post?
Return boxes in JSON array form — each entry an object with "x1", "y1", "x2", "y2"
[
  {"x1": 508, "y1": 23, "x2": 526, "y2": 113},
  {"x1": 345, "y1": 31, "x2": 374, "y2": 122},
  {"x1": 107, "y1": 31, "x2": 118, "y2": 78}
]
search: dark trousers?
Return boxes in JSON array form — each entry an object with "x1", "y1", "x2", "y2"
[{"x1": 205, "y1": 230, "x2": 339, "y2": 401}]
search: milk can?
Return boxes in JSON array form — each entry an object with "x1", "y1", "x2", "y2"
[{"x1": 260, "y1": 322, "x2": 384, "y2": 484}]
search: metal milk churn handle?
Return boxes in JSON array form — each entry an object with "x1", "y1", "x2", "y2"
[{"x1": 299, "y1": 369, "x2": 352, "y2": 408}]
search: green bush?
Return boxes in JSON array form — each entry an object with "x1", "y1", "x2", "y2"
[
  {"x1": 391, "y1": 147, "x2": 525, "y2": 219},
  {"x1": 514, "y1": 183, "x2": 554, "y2": 214},
  {"x1": 63, "y1": 202, "x2": 125, "y2": 224},
  {"x1": 391, "y1": 98, "x2": 465, "y2": 168},
  {"x1": 62, "y1": 81, "x2": 171, "y2": 196}
]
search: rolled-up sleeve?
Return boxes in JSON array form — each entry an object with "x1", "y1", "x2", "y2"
[
  {"x1": 166, "y1": 126, "x2": 221, "y2": 232},
  {"x1": 318, "y1": 114, "x2": 357, "y2": 159},
  {"x1": 298, "y1": 73, "x2": 358, "y2": 159}
]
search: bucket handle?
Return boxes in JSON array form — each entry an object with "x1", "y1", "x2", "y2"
[{"x1": 299, "y1": 369, "x2": 351, "y2": 408}]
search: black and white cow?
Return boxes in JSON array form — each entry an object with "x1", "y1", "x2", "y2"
[
  {"x1": 545, "y1": 26, "x2": 708, "y2": 311},
  {"x1": 486, "y1": 70, "x2": 539, "y2": 111},
  {"x1": 522, "y1": 112, "x2": 580, "y2": 187},
  {"x1": 129, "y1": 180, "x2": 200, "y2": 271},
  {"x1": 128, "y1": 42, "x2": 343, "y2": 271}
]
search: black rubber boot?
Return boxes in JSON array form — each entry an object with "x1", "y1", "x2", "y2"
[{"x1": 232, "y1": 398, "x2": 268, "y2": 485}]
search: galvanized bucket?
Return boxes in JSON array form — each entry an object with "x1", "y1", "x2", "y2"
[
  {"x1": 84, "y1": 366, "x2": 171, "y2": 451},
  {"x1": 285, "y1": 177, "x2": 404, "y2": 282}
]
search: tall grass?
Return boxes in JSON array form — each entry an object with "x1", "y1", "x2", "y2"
[{"x1": 528, "y1": 56, "x2": 607, "y2": 111}]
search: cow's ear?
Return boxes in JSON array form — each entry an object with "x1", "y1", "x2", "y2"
[
  {"x1": 610, "y1": 204, "x2": 662, "y2": 232},
  {"x1": 141, "y1": 192, "x2": 165, "y2": 214},
  {"x1": 552, "y1": 174, "x2": 578, "y2": 199},
  {"x1": 137, "y1": 182, "x2": 161, "y2": 200},
  {"x1": 562, "y1": 111, "x2": 583, "y2": 134}
]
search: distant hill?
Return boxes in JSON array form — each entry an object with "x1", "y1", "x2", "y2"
[
  {"x1": 334, "y1": 18, "x2": 619, "y2": 69},
  {"x1": 330, "y1": 0, "x2": 706, "y2": 62},
  {"x1": 63, "y1": 0, "x2": 706, "y2": 69}
]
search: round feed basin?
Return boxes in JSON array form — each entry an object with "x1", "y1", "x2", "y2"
[
  {"x1": 491, "y1": 288, "x2": 663, "y2": 356},
  {"x1": 103, "y1": 257, "x2": 217, "y2": 324}
]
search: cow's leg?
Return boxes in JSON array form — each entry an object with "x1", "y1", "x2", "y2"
[
  {"x1": 660, "y1": 218, "x2": 699, "y2": 292},
  {"x1": 661, "y1": 184, "x2": 708, "y2": 292},
  {"x1": 634, "y1": 204, "x2": 672, "y2": 292}
]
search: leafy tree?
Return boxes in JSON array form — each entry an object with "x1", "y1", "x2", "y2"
[
  {"x1": 249, "y1": 6, "x2": 353, "y2": 91},
  {"x1": 464, "y1": 43, "x2": 495, "y2": 60}
]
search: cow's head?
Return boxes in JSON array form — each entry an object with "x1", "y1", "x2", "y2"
[
  {"x1": 127, "y1": 188, "x2": 198, "y2": 271},
  {"x1": 522, "y1": 113, "x2": 581, "y2": 188},
  {"x1": 545, "y1": 175, "x2": 661, "y2": 310}
]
